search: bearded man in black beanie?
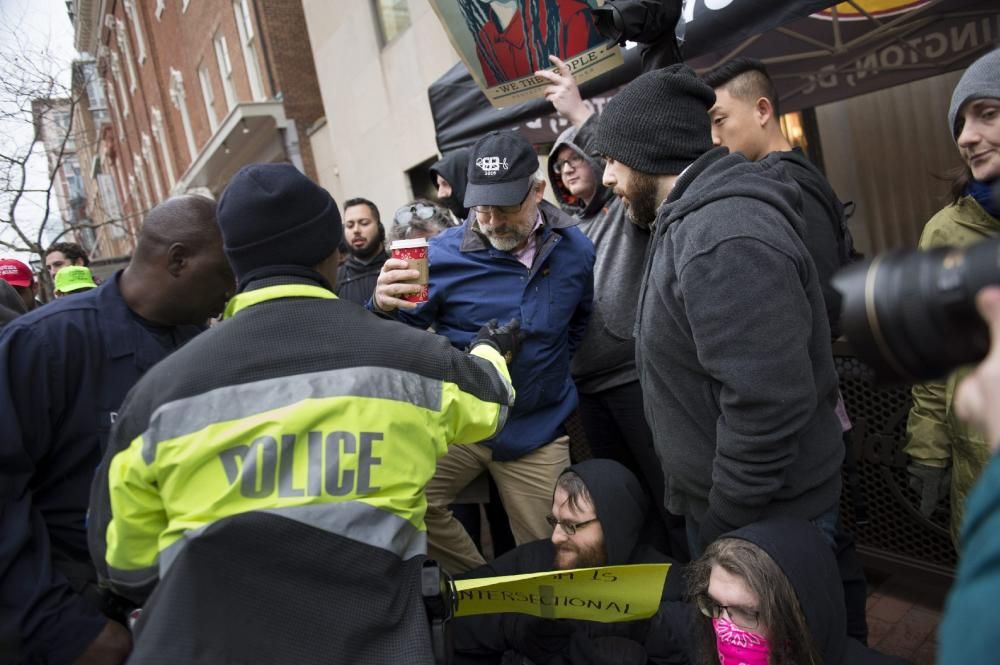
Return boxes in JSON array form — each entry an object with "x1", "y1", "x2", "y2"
[
  {"x1": 87, "y1": 163, "x2": 520, "y2": 664},
  {"x1": 592, "y1": 64, "x2": 846, "y2": 572}
]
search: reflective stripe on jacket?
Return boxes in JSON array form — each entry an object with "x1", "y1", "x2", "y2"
[{"x1": 92, "y1": 279, "x2": 514, "y2": 602}]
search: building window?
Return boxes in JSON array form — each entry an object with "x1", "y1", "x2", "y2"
[
  {"x1": 97, "y1": 173, "x2": 126, "y2": 238},
  {"x1": 134, "y1": 152, "x2": 152, "y2": 211},
  {"x1": 109, "y1": 50, "x2": 130, "y2": 118},
  {"x1": 373, "y1": 0, "x2": 411, "y2": 44},
  {"x1": 213, "y1": 33, "x2": 237, "y2": 111},
  {"x1": 105, "y1": 78, "x2": 125, "y2": 140},
  {"x1": 115, "y1": 19, "x2": 139, "y2": 94},
  {"x1": 233, "y1": 0, "x2": 265, "y2": 101},
  {"x1": 168, "y1": 68, "x2": 198, "y2": 163},
  {"x1": 150, "y1": 106, "x2": 177, "y2": 188},
  {"x1": 142, "y1": 133, "x2": 164, "y2": 201},
  {"x1": 198, "y1": 64, "x2": 219, "y2": 133},
  {"x1": 122, "y1": 0, "x2": 147, "y2": 64}
]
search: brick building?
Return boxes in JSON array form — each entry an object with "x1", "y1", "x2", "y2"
[{"x1": 70, "y1": 0, "x2": 325, "y2": 240}]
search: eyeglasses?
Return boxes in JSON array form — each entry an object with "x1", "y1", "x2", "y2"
[
  {"x1": 545, "y1": 514, "x2": 598, "y2": 536},
  {"x1": 695, "y1": 593, "x2": 760, "y2": 631},
  {"x1": 472, "y1": 186, "x2": 535, "y2": 216},
  {"x1": 394, "y1": 203, "x2": 440, "y2": 226},
  {"x1": 553, "y1": 154, "x2": 585, "y2": 173}
]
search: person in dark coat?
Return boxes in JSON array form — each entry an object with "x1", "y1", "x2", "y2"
[
  {"x1": 685, "y1": 518, "x2": 911, "y2": 665},
  {"x1": 0, "y1": 278, "x2": 26, "y2": 329},
  {"x1": 430, "y1": 147, "x2": 472, "y2": 221},
  {"x1": 451, "y1": 459, "x2": 691, "y2": 665},
  {"x1": 0, "y1": 195, "x2": 234, "y2": 665},
  {"x1": 593, "y1": 65, "x2": 844, "y2": 564},
  {"x1": 335, "y1": 196, "x2": 388, "y2": 305}
]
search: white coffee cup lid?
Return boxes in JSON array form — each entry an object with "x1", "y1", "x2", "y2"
[{"x1": 390, "y1": 238, "x2": 429, "y2": 249}]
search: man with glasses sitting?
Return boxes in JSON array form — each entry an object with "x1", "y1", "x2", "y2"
[
  {"x1": 449, "y1": 459, "x2": 688, "y2": 665},
  {"x1": 371, "y1": 130, "x2": 594, "y2": 576}
]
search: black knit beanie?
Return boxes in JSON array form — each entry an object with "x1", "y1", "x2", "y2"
[
  {"x1": 217, "y1": 163, "x2": 343, "y2": 280},
  {"x1": 592, "y1": 63, "x2": 715, "y2": 175}
]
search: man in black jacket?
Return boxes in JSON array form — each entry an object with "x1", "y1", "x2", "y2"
[
  {"x1": 701, "y1": 58, "x2": 869, "y2": 642},
  {"x1": 592, "y1": 64, "x2": 844, "y2": 571},
  {"x1": 335, "y1": 197, "x2": 388, "y2": 305},
  {"x1": 702, "y1": 57, "x2": 857, "y2": 339},
  {"x1": 451, "y1": 459, "x2": 689, "y2": 665}
]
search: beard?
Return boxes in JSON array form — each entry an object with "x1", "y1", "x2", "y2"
[
  {"x1": 351, "y1": 235, "x2": 383, "y2": 260},
  {"x1": 553, "y1": 540, "x2": 607, "y2": 570},
  {"x1": 618, "y1": 171, "x2": 661, "y2": 229},
  {"x1": 476, "y1": 219, "x2": 532, "y2": 252}
]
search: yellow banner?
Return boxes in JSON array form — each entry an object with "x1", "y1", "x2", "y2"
[{"x1": 453, "y1": 563, "x2": 670, "y2": 623}]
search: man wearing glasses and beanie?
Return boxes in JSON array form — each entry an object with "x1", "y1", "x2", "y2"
[{"x1": 372, "y1": 130, "x2": 594, "y2": 575}]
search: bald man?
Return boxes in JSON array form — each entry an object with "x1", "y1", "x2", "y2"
[{"x1": 0, "y1": 195, "x2": 234, "y2": 665}]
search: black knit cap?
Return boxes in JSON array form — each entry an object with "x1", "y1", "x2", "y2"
[
  {"x1": 592, "y1": 63, "x2": 716, "y2": 175},
  {"x1": 217, "y1": 163, "x2": 343, "y2": 280}
]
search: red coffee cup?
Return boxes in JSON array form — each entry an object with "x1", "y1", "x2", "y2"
[{"x1": 390, "y1": 238, "x2": 429, "y2": 303}]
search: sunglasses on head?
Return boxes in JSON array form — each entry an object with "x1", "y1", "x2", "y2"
[{"x1": 394, "y1": 203, "x2": 440, "y2": 226}]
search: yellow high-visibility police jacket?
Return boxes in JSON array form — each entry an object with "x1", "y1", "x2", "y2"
[{"x1": 87, "y1": 277, "x2": 514, "y2": 663}]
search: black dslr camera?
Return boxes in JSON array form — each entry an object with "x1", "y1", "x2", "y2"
[{"x1": 834, "y1": 236, "x2": 1000, "y2": 383}]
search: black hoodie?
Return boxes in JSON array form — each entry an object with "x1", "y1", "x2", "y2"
[
  {"x1": 775, "y1": 148, "x2": 851, "y2": 339},
  {"x1": 0, "y1": 279, "x2": 27, "y2": 329},
  {"x1": 430, "y1": 148, "x2": 472, "y2": 221},
  {"x1": 450, "y1": 459, "x2": 690, "y2": 664},
  {"x1": 637, "y1": 148, "x2": 843, "y2": 550},
  {"x1": 725, "y1": 518, "x2": 912, "y2": 665}
]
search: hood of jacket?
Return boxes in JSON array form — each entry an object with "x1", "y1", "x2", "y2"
[
  {"x1": 720, "y1": 517, "x2": 913, "y2": 665},
  {"x1": 0, "y1": 279, "x2": 27, "y2": 315},
  {"x1": 659, "y1": 147, "x2": 804, "y2": 242},
  {"x1": 430, "y1": 148, "x2": 471, "y2": 221},
  {"x1": 548, "y1": 126, "x2": 613, "y2": 220},
  {"x1": 568, "y1": 459, "x2": 649, "y2": 566},
  {"x1": 726, "y1": 518, "x2": 846, "y2": 663}
]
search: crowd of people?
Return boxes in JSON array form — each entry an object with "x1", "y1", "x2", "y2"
[{"x1": 0, "y1": 31, "x2": 998, "y2": 665}]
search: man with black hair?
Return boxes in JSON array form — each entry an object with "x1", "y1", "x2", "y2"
[
  {"x1": 335, "y1": 197, "x2": 388, "y2": 305},
  {"x1": 1, "y1": 195, "x2": 234, "y2": 665},
  {"x1": 702, "y1": 57, "x2": 856, "y2": 338},
  {"x1": 45, "y1": 241, "x2": 91, "y2": 278}
]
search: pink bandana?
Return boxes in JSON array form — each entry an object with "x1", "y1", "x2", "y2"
[{"x1": 713, "y1": 617, "x2": 772, "y2": 665}]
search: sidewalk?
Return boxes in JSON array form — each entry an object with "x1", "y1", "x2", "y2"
[{"x1": 865, "y1": 568, "x2": 951, "y2": 665}]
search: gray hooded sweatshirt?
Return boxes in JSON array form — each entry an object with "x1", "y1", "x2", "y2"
[
  {"x1": 637, "y1": 146, "x2": 843, "y2": 544},
  {"x1": 548, "y1": 115, "x2": 651, "y2": 394}
]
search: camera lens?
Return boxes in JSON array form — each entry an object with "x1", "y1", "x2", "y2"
[{"x1": 833, "y1": 238, "x2": 1000, "y2": 383}]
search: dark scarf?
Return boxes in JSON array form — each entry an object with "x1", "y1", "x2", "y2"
[{"x1": 967, "y1": 178, "x2": 1000, "y2": 219}]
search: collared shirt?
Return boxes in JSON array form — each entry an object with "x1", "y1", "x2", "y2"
[{"x1": 512, "y1": 212, "x2": 544, "y2": 269}]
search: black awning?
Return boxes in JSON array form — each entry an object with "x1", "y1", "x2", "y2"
[{"x1": 429, "y1": 0, "x2": 839, "y2": 152}]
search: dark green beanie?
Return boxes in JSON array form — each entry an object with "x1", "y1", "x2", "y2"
[{"x1": 592, "y1": 64, "x2": 715, "y2": 175}]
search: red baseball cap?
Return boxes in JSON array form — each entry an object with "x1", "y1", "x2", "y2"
[{"x1": 0, "y1": 259, "x2": 34, "y2": 288}]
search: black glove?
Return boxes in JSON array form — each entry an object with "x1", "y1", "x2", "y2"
[
  {"x1": 470, "y1": 318, "x2": 524, "y2": 364},
  {"x1": 907, "y1": 462, "x2": 951, "y2": 517},
  {"x1": 502, "y1": 615, "x2": 576, "y2": 664}
]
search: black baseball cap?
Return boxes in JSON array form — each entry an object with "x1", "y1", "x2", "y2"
[{"x1": 463, "y1": 131, "x2": 539, "y2": 207}]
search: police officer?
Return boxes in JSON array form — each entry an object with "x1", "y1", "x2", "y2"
[
  {"x1": 88, "y1": 164, "x2": 519, "y2": 665},
  {"x1": 0, "y1": 195, "x2": 234, "y2": 665}
]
